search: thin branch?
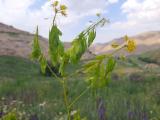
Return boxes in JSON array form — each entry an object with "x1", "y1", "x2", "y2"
[
  {"x1": 83, "y1": 18, "x2": 107, "y2": 36},
  {"x1": 53, "y1": 11, "x2": 57, "y2": 25},
  {"x1": 46, "y1": 63, "x2": 63, "y2": 83},
  {"x1": 68, "y1": 85, "x2": 91, "y2": 108}
]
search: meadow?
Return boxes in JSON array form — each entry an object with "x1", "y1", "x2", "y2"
[{"x1": 0, "y1": 52, "x2": 159, "y2": 120}]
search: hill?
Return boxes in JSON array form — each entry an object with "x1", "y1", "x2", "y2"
[
  {"x1": 0, "y1": 22, "x2": 160, "y2": 59},
  {"x1": 0, "y1": 23, "x2": 48, "y2": 58},
  {"x1": 90, "y1": 31, "x2": 160, "y2": 55},
  {"x1": 1, "y1": 22, "x2": 160, "y2": 58},
  {"x1": 0, "y1": 23, "x2": 95, "y2": 59},
  {"x1": 138, "y1": 48, "x2": 160, "y2": 65}
]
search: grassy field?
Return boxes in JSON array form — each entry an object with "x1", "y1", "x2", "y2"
[{"x1": 0, "y1": 55, "x2": 159, "y2": 120}]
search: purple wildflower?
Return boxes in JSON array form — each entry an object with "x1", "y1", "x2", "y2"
[
  {"x1": 128, "y1": 111, "x2": 134, "y2": 120},
  {"x1": 29, "y1": 114, "x2": 39, "y2": 120},
  {"x1": 96, "y1": 97, "x2": 107, "y2": 120}
]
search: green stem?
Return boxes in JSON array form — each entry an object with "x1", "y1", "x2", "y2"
[
  {"x1": 62, "y1": 79, "x2": 71, "y2": 120},
  {"x1": 83, "y1": 18, "x2": 107, "y2": 36},
  {"x1": 46, "y1": 63, "x2": 63, "y2": 83},
  {"x1": 46, "y1": 63, "x2": 71, "y2": 119},
  {"x1": 53, "y1": 11, "x2": 57, "y2": 25},
  {"x1": 68, "y1": 85, "x2": 91, "y2": 108},
  {"x1": 109, "y1": 45, "x2": 126, "y2": 56}
]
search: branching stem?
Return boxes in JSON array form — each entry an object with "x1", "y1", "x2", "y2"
[{"x1": 68, "y1": 85, "x2": 91, "y2": 108}]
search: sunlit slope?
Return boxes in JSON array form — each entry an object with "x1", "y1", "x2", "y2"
[
  {"x1": 0, "y1": 23, "x2": 94, "y2": 59},
  {"x1": 0, "y1": 23, "x2": 48, "y2": 58},
  {"x1": 90, "y1": 31, "x2": 160, "y2": 55},
  {"x1": 138, "y1": 48, "x2": 160, "y2": 65}
]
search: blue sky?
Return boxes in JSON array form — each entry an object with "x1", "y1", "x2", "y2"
[
  {"x1": 29, "y1": 0, "x2": 46, "y2": 10},
  {"x1": 107, "y1": 0, "x2": 126, "y2": 22},
  {"x1": 0, "y1": 0, "x2": 160, "y2": 43}
]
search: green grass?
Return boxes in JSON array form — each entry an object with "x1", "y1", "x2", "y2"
[
  {"x1": 0, "y1": 56, "x2": 160, "y2": 120},
  {"x1": 138, "y1": 48, "x2": 160, "y2": 65},
  {"x1": 0, "y1": 31, "x2": 19, "y2": 37}
]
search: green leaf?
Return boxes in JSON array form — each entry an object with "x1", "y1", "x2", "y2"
[
  {"x1": 67, "y1": 32, "x2": 88, "y2": 64},
  {"x1": 83, "y1": 61, "x2": 98, "y2": 74},
  {"x1": 2, "y1": 111, "x2": 17, "y2": 120},
  {"x1": 124, "y1": 35, "x2": 129, "y2": 41},
  {"x1": 31, "y1": 26, "x2": 41, "y2": 60},
  {"x1": 97, "y1": 64, "x2": 106, "y2": 88},
  {"x1": 88, "y1": 30, "x2": 96, "y2": 47},
  {"x1": 66, "y1": 18, "x2": 107, "y2": 64},
  {"x1": 49, "y1": 25, "x2": 64, "y2": 66},
  {"x1": 39, "y1": 54, "x2": 47, "y2": 74},
  {"x1": 83, "y1": 60, "x2": 97, "y2": 69},
  {"x1": 106, "y1": 57, "x2": 116, "y2": 73},
  {"x1": 84, "y1": 56, "x2": 116, "y2": 89},
  {"x1": 95, "y1": 54, "x2": 106, "y2": 60},
  {"x1": 58, "y1": 41, "x2": 64, "y2": 54},
  {"x1": 73, "y1": 112, "x2": 81, "y2": 120},
  {"x1": 59, "y1": 53, "x2": 69, "y2": 76},
  {"x1": 72, "y1": 110, "x2": 87, "y2": 120},
  {"x1": 101, "y1": 73, "x2": 111, "y2": 87}
]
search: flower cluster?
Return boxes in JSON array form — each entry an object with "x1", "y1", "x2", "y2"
[
  {"x1": 111, "y1": 35, "x2": 136, "y2": 53},
  {"x1": 124, "y1": 35, "x2": 136, "y2": 52},
  {"x1": 52, "y1": 0, "x2": 67, "y2": 17}
]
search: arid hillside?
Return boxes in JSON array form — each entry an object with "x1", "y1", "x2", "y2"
[
  {"x1": 0, "y1": 23, "x2": 94, "y2": 59},
  {"x1": 91, "y1": 31, "x2": 160, "y2": 55},
  {"x1": 0, "y1": 23, "x2": 48, "y2": 58},
  {"x1": 0, "y1": 22, "x2": 160, "y2": 58}
]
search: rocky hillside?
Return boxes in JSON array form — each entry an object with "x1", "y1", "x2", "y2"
[
  {"x1": 0, "y1": 23, "x2": 94, "y2": 59},
  {"x1": 0, "y1": 22, "x2": 159, "y2": 58},
  {"x1": 0, "y1": 23, "x2": 48, "y2": 58},
  {"x1": 91, "y1": 31, "x2": 160, "y2": 55}
]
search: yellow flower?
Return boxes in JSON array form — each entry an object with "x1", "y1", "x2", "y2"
[
  {"x1": 60, "y1": 5, "x2": 67, "y2": 11},
  {"x1": 61, "y1": 10, "x2": 67, "y2": 17},
  {"x1": 53, "y1": 1, "x2": 59, "y2": 7},
  {"x1": 126, "y1": 39, "x2": 136, "y2": 52},
  {"x1": 96, "y1": 13, "x2": 101, "y2": 17}
]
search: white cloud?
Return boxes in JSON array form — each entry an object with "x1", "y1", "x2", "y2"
[
  {"x1": 0, "y1": 0, "x2": 34, "y2": 23},
  {"x1": 0, "y1": 0, "x2": 119, "y2": 40},
  {"x1": 122, "y1": 0, "x2": 160, "y2": 23},
  {"x1": 99, "y1": 0, "x2": 160, "y2": 42},
  {"x1": 108, "y1": 0, "x2": 119, "y2": 4},
  {"x1": 0, "y1": 0, "x2": 159, "y2": 43}
]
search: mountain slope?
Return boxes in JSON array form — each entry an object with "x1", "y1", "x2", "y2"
[
  {"x1": 0, "y1": 23, "x2": 94, "y2": 59},
  {"x1": 0, "y1": 22, "x2": 159, "y2": 58},
  {"x1": 90, "y1": 31, "x2": 160, "y2": 55},
  {"x1": 138, "y1": 48, "x2": 160, "y2": 65},
  {"x1": 0, "y1": 23, "x2": 48, "y2": 58}
]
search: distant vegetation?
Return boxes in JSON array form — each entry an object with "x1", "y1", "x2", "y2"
[
  {"x1": 0, "y1": 31, "x2": 19, "y2": 37},
  {"x1": 138, "y1": 49, "x2": 160, "y2": 65}
]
